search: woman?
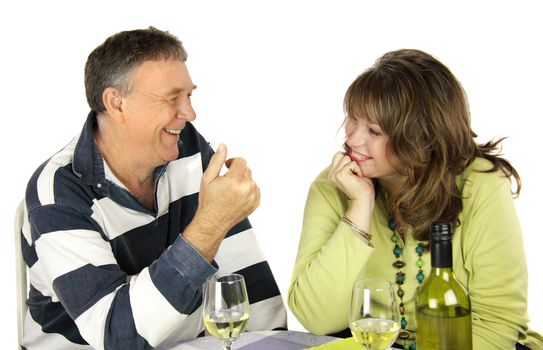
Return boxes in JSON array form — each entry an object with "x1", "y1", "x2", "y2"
[{"x1": 288, "y1": 49, "x2": 543, "y2": 349}]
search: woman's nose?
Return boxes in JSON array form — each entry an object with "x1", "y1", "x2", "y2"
[{"x1": 346, "y1": 126, "x2": 366, "y2": 147}]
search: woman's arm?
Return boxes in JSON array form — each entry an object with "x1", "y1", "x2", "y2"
[
  {"x1": 288, "y1": 168, "x2": 374, "y2": 335},
  {"x1": 459, "y1": 170, "x2": 530, "y2": 349}
]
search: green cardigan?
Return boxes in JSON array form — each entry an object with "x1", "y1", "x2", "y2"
[{"x1": 288, "y1": 158, "x2": 543, "y2": 349}]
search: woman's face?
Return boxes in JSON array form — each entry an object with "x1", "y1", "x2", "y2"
[{"x1": 344, "y1": 116, "x2": 401, "y2": 182}]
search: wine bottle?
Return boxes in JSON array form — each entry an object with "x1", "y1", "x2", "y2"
[{"x1": 415, "y1": 223, "x2": 472, "y2": 349}]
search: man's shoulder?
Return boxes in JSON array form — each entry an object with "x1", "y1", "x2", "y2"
[{"x1": 25, "y1": 137, "x2": 89, "y2": 211}]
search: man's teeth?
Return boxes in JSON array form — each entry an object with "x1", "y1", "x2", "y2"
[{"x1": 165, "y1": 128, "x2": 181, "y2": 135}]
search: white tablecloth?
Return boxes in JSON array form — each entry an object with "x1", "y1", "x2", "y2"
[{"x1": 156, "y1": 330, "x2": 339, "y2": 350}]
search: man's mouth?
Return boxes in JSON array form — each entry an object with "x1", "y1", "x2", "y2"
[
  {"x1": 164, "y1": 128, "x2": 181, "y2": 135},
  {"x1": 348, "y1": 149, "x2": 372, "y2": 163}
]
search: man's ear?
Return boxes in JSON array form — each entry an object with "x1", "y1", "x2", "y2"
[{"x1": 102, "y1": 87, "x2": 124, "y2": 121}]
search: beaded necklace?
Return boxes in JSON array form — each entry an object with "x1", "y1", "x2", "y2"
[{"x1": 388, "y1": 218, "x2": 425, "y2": 350}]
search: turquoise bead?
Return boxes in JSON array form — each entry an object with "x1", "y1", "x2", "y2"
[
  {"x1": 410, "y1": 343, "x2": 417, "y2": 350},
  {"x1": 393, "y1": 245, "x2": 402, "y2": 257},
  {"x1": 416, "y1": 271, "x2": 425, "y2": 283},
  {"x1": 416, "y1": 245, "x2": 424, "y2": 255},
  {"x1": 401, "y1": 318, "x2": 408, "y2": 328},
  {"x1": 396, "y1": 272, "x2": 406, "y2": 283},
  {"x1": 388, "y1": 218, "x2": 397, "y2": 231}
]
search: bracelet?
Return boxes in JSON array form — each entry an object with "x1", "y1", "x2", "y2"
[{"x1": 341, "y1": 216, "x2": 373, "y2": 245}]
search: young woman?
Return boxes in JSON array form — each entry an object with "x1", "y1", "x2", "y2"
[{"x1": 288, "y1": 49, "x2": 543, "y2": 349}]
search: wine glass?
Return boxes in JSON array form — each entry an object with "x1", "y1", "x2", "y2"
[
  {"x1": 349, "y1": 279, "x2": 400, "y2": 350},
  {"x1": 203, "y1": 273, "x2": 250, "y2": 350}
]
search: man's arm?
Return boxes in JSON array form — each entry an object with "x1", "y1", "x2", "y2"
[
  {"x1": 27, "y1": 203, "x2": 215, "y2": 350},
  {"x1": 183, "y1": 143, "x2": 260, "y2": 261}
]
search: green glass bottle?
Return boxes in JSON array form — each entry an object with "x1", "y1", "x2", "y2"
[{"x1": 415, "y1": 223, "x2": 472, "y2": 349}]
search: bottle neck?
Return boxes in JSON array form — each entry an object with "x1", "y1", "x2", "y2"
[
  {"x1": 430, "y1": 268, "x2": 454, "y2": 282},
  {"x1": 430, "y1": 240, "x2": 453, "y2": 268}
]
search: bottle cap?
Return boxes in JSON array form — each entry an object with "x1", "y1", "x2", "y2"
[{"x1": 430, "y1": 222, "x2": 452, "y2": 241}]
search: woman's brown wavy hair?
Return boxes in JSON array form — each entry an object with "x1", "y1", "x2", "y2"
[{"x1": 343, "y1": 49, "x2": 521, "y2": 241}]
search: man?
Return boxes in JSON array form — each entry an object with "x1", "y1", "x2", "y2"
[{"x1": 21, "y1": 27, "x2": 286, "y2": 349}]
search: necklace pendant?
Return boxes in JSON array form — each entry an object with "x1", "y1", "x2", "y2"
[
  {"x1": 393, "y1": 260, "x2": 406, "y2": 269},
  {"x1": 388, "y1": 215, "x2": 426, "y2": 347},
  {"x1": 399, "y1": 330, "x2": 411, "y2": 340}
]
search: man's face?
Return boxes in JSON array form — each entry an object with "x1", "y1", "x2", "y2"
[{"x1": 120, "y1": 59, "x2": 196, "y2": 167}]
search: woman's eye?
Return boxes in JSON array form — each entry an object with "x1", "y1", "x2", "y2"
[{"x1": 369, "y1": 127, "x2": 381, "y2": 136}]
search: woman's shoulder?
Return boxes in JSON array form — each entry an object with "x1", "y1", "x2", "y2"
[
  {"x1": 314, "y1": 165, "x2": 332, "y2": 182},
  {"x1": 462, "y1": 157, "x2": 509, "y2": 179},
  {"x1": 309, "y1": 165, "x2": 346, "y2": 200},
  {"x1": 459, "y1": 157, "x2": 514, "y2": 199}
]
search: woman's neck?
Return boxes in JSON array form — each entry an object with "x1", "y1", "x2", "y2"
[
  {"x1": 377, "y1": 175, "x2": 405, "y2": 197},
  {"x1": 378, "y1": 177, "x2": 409, "y2": 239}
]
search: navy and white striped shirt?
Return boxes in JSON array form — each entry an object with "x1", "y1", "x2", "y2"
[{"x1": 21, "y1": 111, "x2": 286, "y2": 350}]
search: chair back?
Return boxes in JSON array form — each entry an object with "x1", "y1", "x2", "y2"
[{"x1": 14, "y1": 200, "x2": 28, "y2": 346}]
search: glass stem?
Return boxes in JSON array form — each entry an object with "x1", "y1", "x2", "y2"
[{"x1": 222, "y1": 340, "x2": 233, "y2": 350}]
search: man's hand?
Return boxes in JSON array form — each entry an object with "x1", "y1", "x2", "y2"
[{"x1": 183, "y1": 144, "x2": 260, "y2": 261}]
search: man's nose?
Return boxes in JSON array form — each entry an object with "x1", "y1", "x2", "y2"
[{"x1": 177, "y1": 98, "x2": 196, "y2": 121}]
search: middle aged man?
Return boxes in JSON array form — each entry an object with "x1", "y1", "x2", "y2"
[{"x1": 21, "y1": 27, "x2": 286, "y2": 349}]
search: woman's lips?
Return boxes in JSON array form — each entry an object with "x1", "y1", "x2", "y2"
[{"x1": 348, "y1": 149, "x2": 372, "y2": 163}]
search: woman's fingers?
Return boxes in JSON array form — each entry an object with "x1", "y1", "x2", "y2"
[{"x1": 330, "y1": 152, "x2": 353, "y2": 180}]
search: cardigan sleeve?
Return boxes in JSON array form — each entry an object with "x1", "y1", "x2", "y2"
[
  {"x1": 287, "y1": 168, "x2": 374, "y2": 335},
  {"x1": 459, "y1": 169, "x2": 535, "y2": 349}
]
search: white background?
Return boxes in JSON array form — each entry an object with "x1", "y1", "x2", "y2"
[{"x1": 1, "y1": 1, "x2": 541, "y2": 347}]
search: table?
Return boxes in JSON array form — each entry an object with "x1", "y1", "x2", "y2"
[{"x1": 156, "y1": 330, "x2": 340, "y2": 350}]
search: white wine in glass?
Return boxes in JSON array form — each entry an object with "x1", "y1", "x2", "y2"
[
  {"x1": 349, "y1": 279, "x2": 400, "y2": 350},
  {"x1": 203, "y1": 273, "x2": 250, "y2": 350}
]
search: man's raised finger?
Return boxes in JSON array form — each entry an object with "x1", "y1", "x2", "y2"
[{"x1": 202, "y1": 143, "x2": 227, "y2": 184}]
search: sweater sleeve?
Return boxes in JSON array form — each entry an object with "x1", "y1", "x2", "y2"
[
  {"x1": 28, "y1": 203, "x2": 216, "y2": 350},
  {"x1": 459, "y1": 171, "x2": 532, "y2": 349},
  {"x1": 288, "y1": 169, "x2": 374, "y2": 335}
]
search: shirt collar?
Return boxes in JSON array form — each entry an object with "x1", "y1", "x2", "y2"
[
  {"x1": 72, "y1": 111, "x2": 171, "y2": 213},
  {"x1": 72, "y1": 111, "x2": 106, "y2": 191}
]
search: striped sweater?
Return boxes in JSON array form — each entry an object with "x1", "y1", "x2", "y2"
[{"x1": 21, "y1": 111, "x2": 286, "y2": 350}]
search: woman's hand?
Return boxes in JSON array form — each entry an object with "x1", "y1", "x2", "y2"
[
  {"x1": 328, "y1": 152, "x2": 375, "y2": 201},
  {"x1": 328, "y1": 151, "x2": 375, "y2": 243}
]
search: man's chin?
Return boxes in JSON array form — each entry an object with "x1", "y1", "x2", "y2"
[{"x1": 161, "y1": 149, "x2": 180, "y2": 163}]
